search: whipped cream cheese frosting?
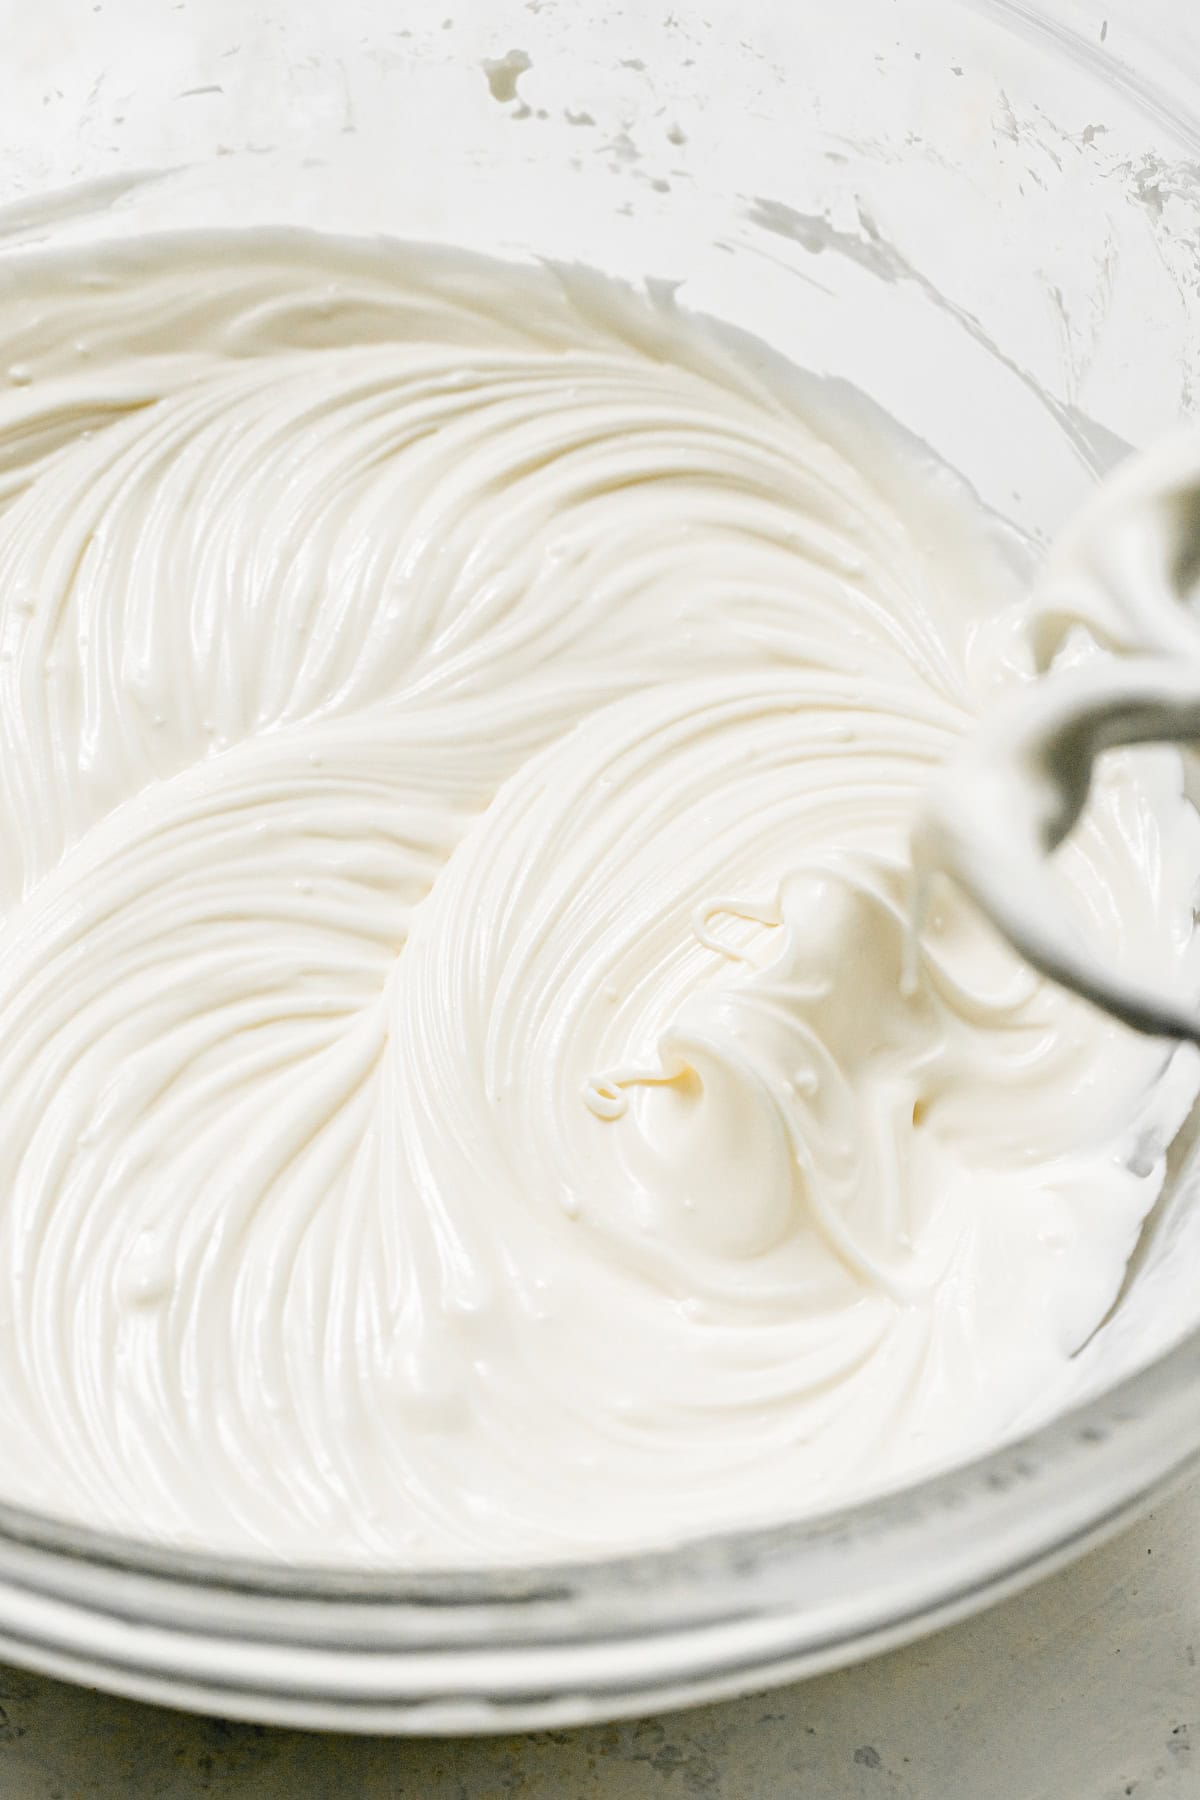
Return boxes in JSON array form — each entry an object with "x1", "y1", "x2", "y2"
[{"x1": 0, "y1": 232, "x2": 1193, "y2": 1564}]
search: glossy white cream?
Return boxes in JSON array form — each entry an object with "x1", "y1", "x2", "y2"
[{"x1": 0, "y1": 232, "x2": 1193, "y2": 1565}]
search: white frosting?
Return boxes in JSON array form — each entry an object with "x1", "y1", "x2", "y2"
[{"x1": 0, "y1": 232, "x2": 1194, "y2": 1565}]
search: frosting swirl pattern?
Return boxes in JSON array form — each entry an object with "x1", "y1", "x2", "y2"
[{"x1": 0, "y1": 234, "x2": 1192, "y2": 1563}]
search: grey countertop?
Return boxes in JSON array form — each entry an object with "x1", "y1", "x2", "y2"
[{"x1": 2, "y1": 1476, "x2": 1199, "y2": 1798}]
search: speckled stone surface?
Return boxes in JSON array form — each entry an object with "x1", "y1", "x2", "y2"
[{"x1": 1, "y1": 1475, "x2": 1199, "y2": 1798}]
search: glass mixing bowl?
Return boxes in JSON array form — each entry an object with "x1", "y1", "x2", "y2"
[{"x1": 1, "y1": 0, "x2": 1200, "y2": 1733}]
